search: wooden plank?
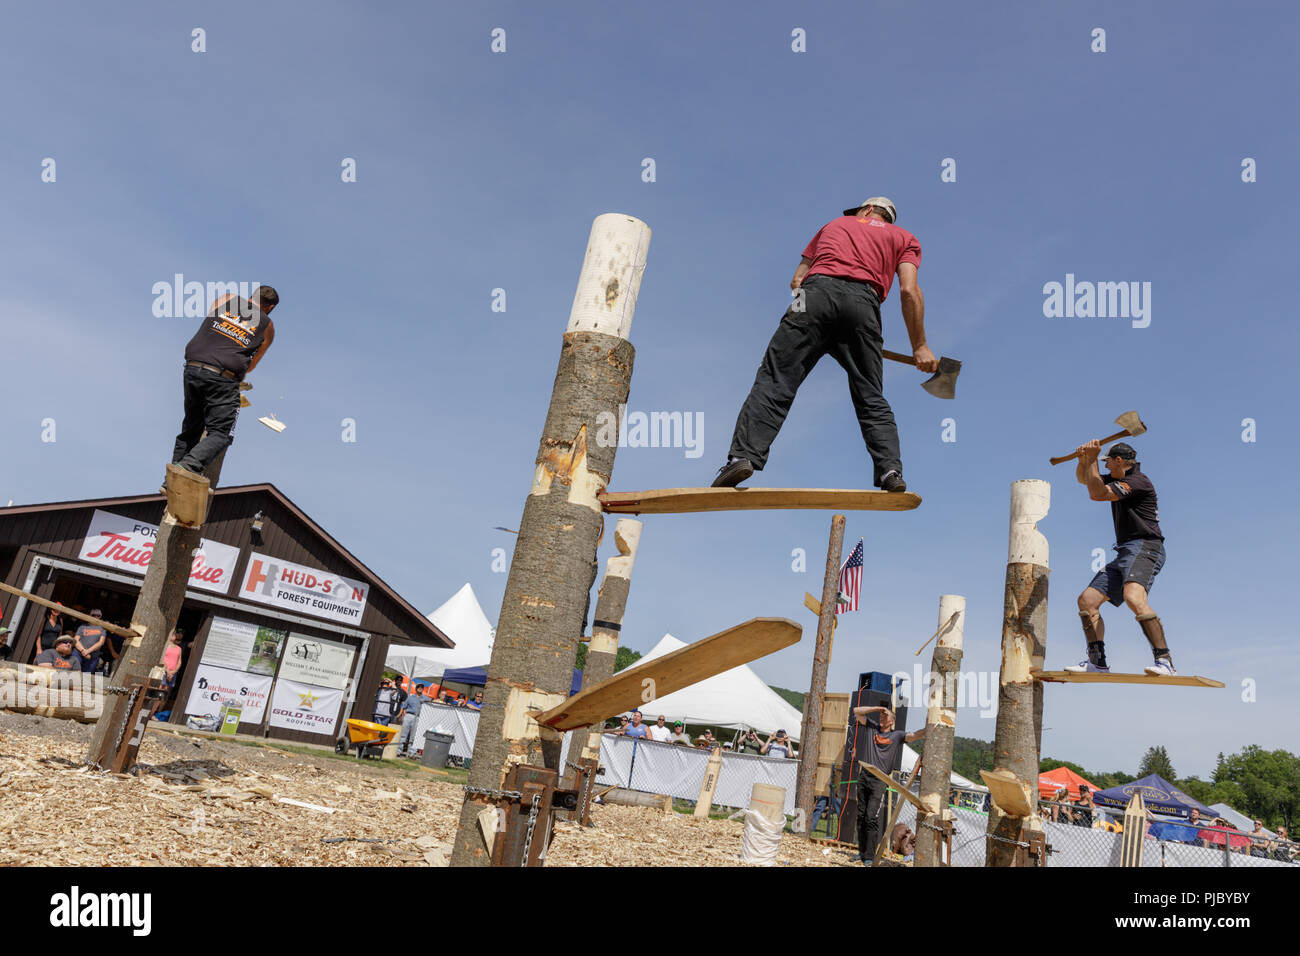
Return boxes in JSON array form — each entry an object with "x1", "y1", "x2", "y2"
[
  {"x1": 979, "y1": 768, "x2": 1035, "y2": 818},
  {"x1": 0, "y1": 581, "x2": 137, "y2": 640},
  {"x1": 861, "y1": 762, "x2": 926, "y2": 812},
  {"x1": 872, "y1": 760, "x2": 924, "y2": 865},
  {"x1": 599, "y1": 487, "x2": 921, "y2": 516},
  {"x1": 1121, "y1": 792, "x2": 1146, "y2": 867},
  {"x1": 694, "y1": 747, "x2": 723, "y2": 817},
  {"x1": 535, "y1": 617, "x2": 801, "y2": 730},
  {"x1": 1032, "y1": 669, "x2": 1223, "y2": 688}
]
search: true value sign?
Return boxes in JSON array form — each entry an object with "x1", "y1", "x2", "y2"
[
  {"x1": 239, "y1": 553, "x2": 370, "y2": 625},
  {"x1": 78, "y1": 509, "x2": 240, "y2": 594}
]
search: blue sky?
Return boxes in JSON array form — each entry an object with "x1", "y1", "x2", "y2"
[{"x1": 3, "y1": 1, "x2": 1296, "y2": 778}]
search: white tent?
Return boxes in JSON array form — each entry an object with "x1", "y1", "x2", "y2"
[
  {"x1": 621, "y1": 634, "x2": 805, "y2": 739},
  {"x1": 901, "y1": 744, "x2": 982, "y2": 790},
  {"x1": 385, "y1": 583, "x2": 494, "y2": 678}
]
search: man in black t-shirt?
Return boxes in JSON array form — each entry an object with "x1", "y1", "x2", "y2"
[
  {"x1": 851, "y1": 704, "x2": 925, "y2": 864},
  {"x1": 1067, "y1": 440, "x2": 1176, "y2": 677},
  {"x1": 171, "y1": 285, "x2": 279, "y2": 476}
]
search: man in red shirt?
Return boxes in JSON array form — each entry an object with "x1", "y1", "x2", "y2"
[{"x1": 713, "y1": 197, "x2": 937, "y2": 491}]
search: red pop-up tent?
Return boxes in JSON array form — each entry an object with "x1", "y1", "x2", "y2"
[{"x1": 1039, "y1": 766, "x2": 1103, "y2": 801}]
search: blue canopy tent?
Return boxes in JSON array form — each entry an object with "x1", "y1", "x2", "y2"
[
  {"x1": 1092, "y1": 774, "x2": 1215, "y2": 819},
  {"x1": 441, "y1": 666, "x2": 584, "y2": 695}
]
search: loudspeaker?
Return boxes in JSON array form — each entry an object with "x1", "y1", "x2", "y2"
[{"x1": 833, "y1": 675, "x2": 908, "y2": 844}]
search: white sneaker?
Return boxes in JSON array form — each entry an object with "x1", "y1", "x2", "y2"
[
  {"x1": 1144, "y1": 657, "x2": 1178, "y2": 677},
  {"x1": 1063, "y1": 660, "x2": 1110, "y2": 673}
]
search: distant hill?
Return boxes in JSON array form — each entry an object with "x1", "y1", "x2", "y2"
[{"x1": 769, "y1": 687, "x2": 805, "y2": 712}]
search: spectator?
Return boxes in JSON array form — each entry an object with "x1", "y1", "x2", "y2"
[
  {"x1": 34, "y1": 635, "x2": 82, "y2": 671},
  {"x1": 606, "y1": 716, "x2": 631, "y2": 735},
  {"x1": 461, "y1": 691, "x2": 484, "y2": 710},
  {"x1": 1273, "y1": 826, "x2": 1295, "y2": 863},
  {"x1": 396, "y1": 683, "x2": 424, "y2": 758},
  {"x1": 667, "y1": 721, "x2": 691, "y2": 746},
  {"x1": 646, "y1": 714, "x2": 673, "y2": 742},
  {"x1": 1185, "y1": 808, "x2": 1208, "y2": 847},
  {"x1": 695, "y1": 730, "x2": 717, "y2": 749},
  {"x1": 37, "y1": 607, "x2": 63, "y2": 655},
  {"x1": 737, "y1": 729, "x2": 764, "y2": 755},
  {"x1": 163, "y1": 629, "x2": 183, "y2": 680},
  {"x1": 73, "y1": 610, "x2": 107, "y2": 675},
  {"x1": 372, "y1": 678, "x2": 401, "y2": 725},
  {"x1": 1250, "y1": 820, "x2": 1271, "y2": 859},
  {"x1": 623, "y1": 711, "x2": 651, "y2": 740},
  {"x1": 761, "y1": 729, "x2": 793, "y2": 759},
  {"x1": 1072, "y1": 786, "x2": 1094, "y2": 828}
]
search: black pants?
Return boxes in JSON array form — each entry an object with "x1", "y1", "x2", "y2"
[
  {"x1": 856, "y1": 773, "x2": 889, "y2": 858},
  {"x1": 172, "y1": 366, "x2": 240, "y2": 472},
  {"x1": 728, "y1": 275, "x2": 901, "y2": 485}
]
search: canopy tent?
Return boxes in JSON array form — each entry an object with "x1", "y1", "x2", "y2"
[
  {"x1": 385, "y1": 583, "x2": 494, "y2": 678},
  {"x1": 1039, "y1": 766, "x2": 1103, "y2": 801},
  {"x1": 622, "y1": 634, "x2": 805, "y2": 739},
  {"x1": 1092, "y1": 774, "x2": 1215, "y2": 819},
  {"x1": 441, "y1": 665, "x2": 583, "y2": 696}
]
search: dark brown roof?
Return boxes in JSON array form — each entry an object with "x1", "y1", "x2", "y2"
[{"x1": 0, "y1": 483, "x2": 451, "y2": 648}]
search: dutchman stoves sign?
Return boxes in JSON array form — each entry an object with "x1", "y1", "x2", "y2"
[{"x1": 239, "y1": 553, "x2": 370, "y2": 625}]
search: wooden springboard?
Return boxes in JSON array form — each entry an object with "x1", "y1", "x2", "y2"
[
  {"x1": 979, "y1": 768, "x2": 1035, "y2": 818},
  {"x1": 535, "y1": 617, "x2": 801, "y2": 731},
  {"x1": 860, "y1": 762, "x2": 926, "y2": 813},
  {"x1": 598, "y1": 487, "x2": 921, "y2": 515},
  {"x1": 1032, "y1": 669, "x2": 1223, "y2": 688}
]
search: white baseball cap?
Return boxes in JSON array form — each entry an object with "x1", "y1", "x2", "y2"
[{"x1": 842, "y1": 196, "x2": 897, "y2": 222}]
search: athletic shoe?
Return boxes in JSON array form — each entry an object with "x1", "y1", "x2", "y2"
[
  {"x1": 1144, "y1": 657, "x2": 1178, "y2": 678},
  {"x1": 1063, "y1": 660, "x2": 1110, "y2": 673},
  {"x1": 880, "y1": 471, "x2": 907, "y2": 493},
  {"x1": 711, "y1": 457, "x2": 754, "y2": 488}
]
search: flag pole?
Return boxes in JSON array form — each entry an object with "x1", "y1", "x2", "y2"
[{"x1": 794, "y1": 514, "x2": 845, "y2": 837}]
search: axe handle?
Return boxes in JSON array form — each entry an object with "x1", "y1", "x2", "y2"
[
  {"x1": 1049, "y1": 428, "x2": 1131, "y2": 466},
  {"x1": 881, "y1": 349, "x2": 916, "y2": 367}
]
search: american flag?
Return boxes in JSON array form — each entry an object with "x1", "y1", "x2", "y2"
[{"x1": 837, "y1": 538, "x2": 864, "y2": 612}]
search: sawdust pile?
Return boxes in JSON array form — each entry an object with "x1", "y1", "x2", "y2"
[{"x1": 0, "y1": 715, "x2": 857, "y2": 867}]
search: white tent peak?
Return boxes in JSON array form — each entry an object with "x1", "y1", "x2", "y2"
[
  {"x1": 384, "y1": 583, "x2": 494, "y2": 678},
  {"x1": 622, "y1": 633, "x2": 803, "y2": 739}
]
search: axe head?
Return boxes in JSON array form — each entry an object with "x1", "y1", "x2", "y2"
[
  {"x1": 921, "y1": 356, "x2": 962, "y2": 399},
  {"x1": 1115, "y1": 410, "x2": 1146, "y2": 437}
]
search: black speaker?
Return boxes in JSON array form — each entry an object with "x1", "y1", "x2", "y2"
[{"x1": 833, "y1": 676, "x2": 908, "y2": 844}]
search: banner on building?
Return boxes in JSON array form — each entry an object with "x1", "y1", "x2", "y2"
[
  {"x1": 201, "y1": 617, "x2": 287, "y2": 676},
  {"x1": 184, "y1": 664, "x2": 274, "y2": 724},
  {"x1": 267, "y1": 678, "x2": 345, "y2": 736},
  {"x1": 277, "y1": 633, "x2": 355, "y2": 690},
  {"x1": 78, "y1": 509, "x2": 240, "y2": 594},
  {"x1": 239, "y1": 552, "x2": 369, "y2": 625}
]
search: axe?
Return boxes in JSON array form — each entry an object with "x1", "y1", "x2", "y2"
[
  {"x1": 882, "y1": 349, "x2": 962, "y2": 399},
  {"x1": 1049, "y1": 410, "x2": 1147, "y2": 465}
]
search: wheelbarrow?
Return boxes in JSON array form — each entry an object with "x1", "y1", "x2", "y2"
[{"x1": 335, "y1": 719, "x2": 399, "y2": 759}]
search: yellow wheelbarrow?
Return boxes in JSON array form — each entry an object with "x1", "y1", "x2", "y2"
[{"x1": 335, "y1": 719, "x2": 399, "y2": 759}]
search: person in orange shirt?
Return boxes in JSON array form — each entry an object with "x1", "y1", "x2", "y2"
[{"x1": 34, "y1": 635, "x2": 82, "y2": 670}]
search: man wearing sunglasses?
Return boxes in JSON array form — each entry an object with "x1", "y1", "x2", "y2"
[{"x1": 1066, "y1": 439, "x2": 1175, "y2": 676}]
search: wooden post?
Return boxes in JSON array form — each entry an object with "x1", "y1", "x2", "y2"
[
  {"x1": 916, "y1": 594, "x2": 965, "y2": 867},
  {"x1": 451, "y1": 214, "x2": 650, "y2": 867},
  {"x1": 571, "y1": 518, "x2": 642, "y2": 770},
  {"x1": 795, "y1": 514, "x2": 844, "y2": 835},
  {"x1": 86, "y1": 449, "x2": 227, "y2": 769},
  {"x1": 986, "y1": 479, "x2": 1050, "y2": 866},
  {"x1": 694, "y1": 746, "x2": 723, "y2": 817}
]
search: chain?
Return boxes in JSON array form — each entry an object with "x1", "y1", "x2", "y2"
[
  {"x1": 109, "y1": 686, "x2": 142, "y2": 761},
  {"x1": 919, "y1": 819, "x2": 948, "y2": 833},
  {"x1": 462, "y1": 785, "x2": 523, "y2": 801},
  {"x1": 985, "y1": 832, "x2": 1031, "y2": 849},
  {"x1": 103, "y1": 685, "x2": 135, "y2": 697},
  {"x1": 520, "y1": 793, "x2": 541, "y2": 865}
]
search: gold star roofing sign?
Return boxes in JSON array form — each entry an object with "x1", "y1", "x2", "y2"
[{"x1": 296, "y1": 689, "x2": 320, "y2": 709}]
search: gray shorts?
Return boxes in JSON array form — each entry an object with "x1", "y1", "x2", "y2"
[{"x1": 1087, "y1": 539, "x2": 1165, "y2": 606}]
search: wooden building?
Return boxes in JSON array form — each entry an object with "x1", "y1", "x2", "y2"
[{"x1": 0, "y1": 484, "x2": 450, "y2": 745}]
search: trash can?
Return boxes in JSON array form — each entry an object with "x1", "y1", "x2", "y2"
[{"x1": 421, "y1": 731, "x2": 454, "y2": 768}]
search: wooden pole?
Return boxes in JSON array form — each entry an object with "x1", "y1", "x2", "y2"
[
  {"x1": 451, "y1": 214, "x2": 650, "y2": 867},
  {"x1": 86, "y1": 449, "x2": 228, "y2": 769},
  {"x1": 986, "y1": 479, "x2": 1050, "y2": 866},
  {"x1": 915, "y1": 594, "x2": 965, "y2": 867},
  {"x1": 0, "y1": 582, "x2": 137, "y2": 640},
  {"x1": 794, "y1": 514, "x2": 844, "y2": 835},
  {"x1": 571, "y1": 518, "x2": 642, "y2": 770}
]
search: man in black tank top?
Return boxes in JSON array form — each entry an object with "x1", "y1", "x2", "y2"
[{"x1": 172, "y1": 285, "x2": 279, "y2": 474}]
